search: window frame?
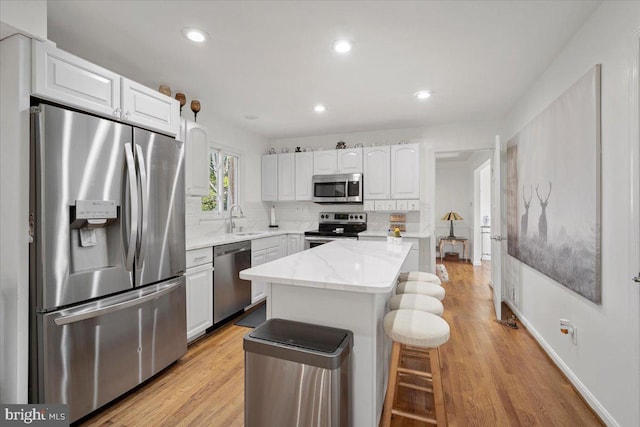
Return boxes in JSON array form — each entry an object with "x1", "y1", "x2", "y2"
[{"x1": 200, "y1": 141, "x2": 242, "y2": 219}]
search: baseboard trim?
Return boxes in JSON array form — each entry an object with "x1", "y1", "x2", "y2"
[{"x1": 505, "y1": 300, "x2": 618, "y2": 427}]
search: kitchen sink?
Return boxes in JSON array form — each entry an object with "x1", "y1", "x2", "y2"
[{"x1": 234, "y1": 232, "x2": 262, "y2": 236}]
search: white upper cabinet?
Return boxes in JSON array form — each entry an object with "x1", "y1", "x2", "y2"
[
  {"x1": 33, "y1": 41, "x2": 121, "y2": 118},
  {"x1": 183, "y1": 120, "x2": 209, "y2": 197},
  {"x1": 277, "y1": 153, "x2": 295, "y2": 201},
  {"x1": 32, "y1": 42, "x2": 179, "y2": 136},
  {"x1": 261, "y1": 155, "x2": 278, "y2": 201},
  {"x1": 337, "y1": 148, "x2": 363, "y2": 173},
  {"x1": 313, "y1": 150, "x2": 338, "y2": 175},
  {"x1": 295, "y1": 151, "x2": 314, "y2": 201},
  {"x1": 121, "y1": 78, "x2": 180, "y2": 136},
  {"x1": 363, "y1": 146, "x2": 391, "y2": 199},
  {"x1": 391, "y1": 143, "x2": 420, "y2": 199}
]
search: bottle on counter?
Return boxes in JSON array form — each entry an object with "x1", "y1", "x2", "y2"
[{"x1": 387, "y1": 228, "x2": 393, "y2": 244}]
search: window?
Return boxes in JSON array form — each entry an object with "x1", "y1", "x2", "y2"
[{"x1": 202, "y1": 146, "x2": 239, "y2": 215}]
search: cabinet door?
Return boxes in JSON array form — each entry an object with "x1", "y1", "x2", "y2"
[
  {"x1": 363, "y1": 146, "x2": 390, "y2": 199},
  {"x1": 33, "y1": 41, "x2": 121, "y2": 118},
  {"x1": 313, "y1": 150, "x2": 338, "y2": 175},
  {"x1": 185, "y1": 121, "x2": 210, "y2": 196},
  {"x1": 186, "y1": 265, "x2": 213, "y2": 342},
  {"x1": 337, "y1": 148, "x2": 363, "y2": 173},
  {"x1": 266, "y1": 246, "x2": 280, "y2": 262},
  {"x1": 295, "y1": 152, "x2": 314, "y2": 200},
  {"x1": 261, "y1": 155, "x2": 278, "y2": 201},
  {"x1": 121, "y1": 78, "x2": 180, "y2": 136},
  {"x1": 391, "y1": 143, "x2": 420, "y2": 199},
  {"x1": 287, "y1": 234, "x2": 303, "y2": 255},
  {"x1": 251, "y1": 249, "x2": 267, "y2": 303},
  {"x1": 277, "y1": 153, "x2": 295, "y2": 201}
]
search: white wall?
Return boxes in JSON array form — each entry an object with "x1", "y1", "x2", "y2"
[
  {"x1": 0, "y1": 0, "x2": 47, "y2": 40},
  {"x1": 503, "y1": 3, "x2": 640, "y2": 426}
]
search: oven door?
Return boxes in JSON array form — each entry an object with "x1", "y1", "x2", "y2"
[{"x1": 304, "y1": 236, "x2": 357, "y2": 250}]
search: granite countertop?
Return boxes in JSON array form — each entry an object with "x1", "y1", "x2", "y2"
[
  {"x1": 186, "y1": 229, "x2": 303, "y2": 250},
  {"x1": 239, "y1": 240, "x2": 412, "y2": 294}
]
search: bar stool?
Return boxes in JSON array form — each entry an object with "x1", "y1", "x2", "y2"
[
  {"x1": 381, "y1": 309, "x2": 450, "y2": 427},
  {"x1": 396, "y1": 281, "x2": 446, "y2": 301},
  {"x1": 389, "y1": 294, "x2": 444, "y2": 316},
  {"x1": 399, "y1": 271, "x2": 441, "y2": 285}
]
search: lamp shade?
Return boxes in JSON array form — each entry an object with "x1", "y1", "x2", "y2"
[
  {"x1": 441, "y1": 211, "x2": 463, "y2": 221},
  {"x1": 441, "y1": 211, "x2": 462, "y2": 238}
]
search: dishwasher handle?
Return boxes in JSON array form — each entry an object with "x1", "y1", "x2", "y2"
[{"x1": 214, "y1": 241, "x2": 252, "y2": 257}]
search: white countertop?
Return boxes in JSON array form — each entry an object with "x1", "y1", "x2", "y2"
[
  {"x1": 239, "y1": 239, "x2": 411, "y2": 293},
  {"x1": 186, "y1": 229, "x2": 303, "y2": 250},
  {"x1": 358, "y1": 231, "x2": 432, "y2": 239}
]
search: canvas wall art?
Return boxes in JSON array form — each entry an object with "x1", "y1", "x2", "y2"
[{"x1": 506, "y1": 65, "x2": 601, "y2": 303}]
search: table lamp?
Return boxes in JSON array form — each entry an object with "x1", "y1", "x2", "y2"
[{"x1": 441, "y1": 211, "x2": 463, "y2": 237}]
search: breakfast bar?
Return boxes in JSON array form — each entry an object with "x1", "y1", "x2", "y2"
[{"x1": 240, "y1": 239, "x2": 412, "y2": 427}]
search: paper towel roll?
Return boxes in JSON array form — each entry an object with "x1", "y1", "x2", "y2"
[{"x1": 270, "y1": 205, "x2": 276, "y2": 226}]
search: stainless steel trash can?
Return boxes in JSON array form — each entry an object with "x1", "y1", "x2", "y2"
[{"x1": 244, "y1": 318, "x2": 353, "y2": 427}]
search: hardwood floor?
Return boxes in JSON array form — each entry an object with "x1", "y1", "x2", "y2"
[{"x1": 80, "y1": 261, "x2": 603, "y2": 426}]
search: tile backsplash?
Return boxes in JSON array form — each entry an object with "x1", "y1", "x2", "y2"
[{"x1": 186, "y1": 197, "x2": 427, "y2": 235}]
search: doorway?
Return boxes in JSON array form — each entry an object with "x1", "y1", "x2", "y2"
[{"x1": 434, "y1": 149, "x2": 492, "y2": 277}]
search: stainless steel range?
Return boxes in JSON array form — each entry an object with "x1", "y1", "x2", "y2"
[{"x1": 304, "y1": 212, "x2": 367, "y2": 249}]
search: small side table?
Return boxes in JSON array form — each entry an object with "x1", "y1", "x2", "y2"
[{"x1": 439, "y1": 236, "x2": 468, "y2": 262}]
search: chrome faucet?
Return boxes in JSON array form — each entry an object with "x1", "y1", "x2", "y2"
[{"x1": 227, "y1": 203, "x2": 244, "y2": 233}]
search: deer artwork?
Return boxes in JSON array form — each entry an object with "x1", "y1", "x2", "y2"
[
  {"x1": 536, "y1": 182, "x2": 552, "y2": 243},
  {"x1": 520, "y1": 185, "x2": 532, "y2": 237}
]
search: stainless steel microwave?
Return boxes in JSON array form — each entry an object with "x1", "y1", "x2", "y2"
[{"x1": 312, "y1": 173, "x2": 363, "y2": 204}]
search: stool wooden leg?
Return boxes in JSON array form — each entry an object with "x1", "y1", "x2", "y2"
[
  {"x1": 429, "y1": 347, "x2": 447, "y2": 427},
  {"x1": 381, "y1": 342, "x2": 402, "y2": 427}
]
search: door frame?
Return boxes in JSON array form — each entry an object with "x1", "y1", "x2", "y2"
[
  {"x1": 429, "y1": 145, "x2": 499, "y2": 274},
  {"x1": 629, "y1": 27, "x2": 640, "y2": 427}
]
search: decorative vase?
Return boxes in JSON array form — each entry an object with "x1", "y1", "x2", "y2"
[
  {"x1": 158, "y1": 85, "x2": 171, "y2": 96},
  {"x1": 190, "y1": 100, "x2": 201, "y2": 122},
  {"x1": 175, "y1": 93, "x2": 186, "y2": 115}
]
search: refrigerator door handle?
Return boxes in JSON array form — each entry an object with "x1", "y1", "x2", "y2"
[
  {"x1": 54, "y1": 280, "x2": 182, "y2": 326},
  {"x1": 124, "y1": 143, "x2": 138, "y2": 271},
  {"x1": 135, "y1": 144, "x2": 149, "y2": 266}
]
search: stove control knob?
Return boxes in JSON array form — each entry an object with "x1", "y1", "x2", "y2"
[
  {"x1": 321, "y1": 214, "x2": 325, "y2": 219},
  {"x1": 349, "y1": 215, "x2": 353, "y2": 219},
  {"x1": 359, "y1": 215, "x2": 363, "y2": 219}
]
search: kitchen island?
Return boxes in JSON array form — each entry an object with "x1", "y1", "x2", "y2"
[{"x1": 239, "y1": 239, "x2": 412, "y2": 427}]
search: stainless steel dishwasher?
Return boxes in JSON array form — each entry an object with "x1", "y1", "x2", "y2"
[{"x1": 213, "y1": 241, "x2": 252, "y2": 324}]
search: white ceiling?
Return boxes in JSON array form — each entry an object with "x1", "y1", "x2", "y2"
[{"x1": 47, "y1": 1, "x2": 600, "y2": 140}]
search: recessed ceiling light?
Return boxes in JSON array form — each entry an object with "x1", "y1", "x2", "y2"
[
  {"x1": 314, "y1": 104, "x2": 326, "y2": 113},
  {"x1": 413, "y1": 90, "x2": 431, "y2": 100},
  {"x1": 244, "y1": 114, "x2": 259, "y2": 120},
  {"x1": 182, "y1": 28, "x2": 210, "y2": 43},
  {"x1": 333, "y1": 40, "x2": 352, "y2": 54}
]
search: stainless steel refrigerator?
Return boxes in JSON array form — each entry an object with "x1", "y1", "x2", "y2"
[{"x1": 29, "y1": 103, "x2": 187, "y2": 422}]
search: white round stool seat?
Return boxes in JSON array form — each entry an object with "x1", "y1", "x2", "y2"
[
  {"x1": 399, "y1": 271, "x2": 441, "y2": 285},
  {"x1": 397, "y1": 281, "x2": 446, "y2": 300},
  {"x1": 389, "y1": 294, "x2": 444, "y2": 316},
  {"x1": 383, "y1": 309, "x2": 450, "y2": 348}
]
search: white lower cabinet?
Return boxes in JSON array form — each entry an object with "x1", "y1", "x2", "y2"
[
  {"x1": 287, "y1": 234, "x2": 303, "y2": 255},
  {"x1": 250, "y1": 236, "x2": 288, "y2": 304},
  {"x1": 185, "y1": 263, "x2": 213, "y2": 342}
]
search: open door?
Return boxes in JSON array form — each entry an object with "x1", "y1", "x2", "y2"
[{"x1": 490, "y1": 136, "x2": 505, "y2": 320}]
